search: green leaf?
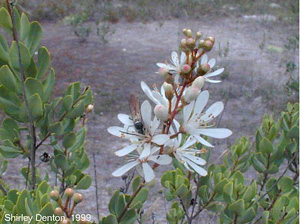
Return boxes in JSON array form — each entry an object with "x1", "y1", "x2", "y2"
[
  {"x1": 119, "y1": 208, "x2": 138, "y2": 224},
  {"x1": 109, "y1": 191, "x2": 123, "y2": 217},
  {"x1": 42, "y1": 68, "x2": 55, "y2": 102},
  {"x1": 75, "y1": 174, "x2": 92, "y2": 189},
  {"x1": 48, "y1": 122, "x2": 64, "y2": 135},
  {"x1": 63, "y1": 132, "x2": 76, "y2": 148},
  {"x1": 99, "y1": 214, "x2": 118, "y2": 224},
  {"x1": 68, "y1": 127, "x2": 86, "y2": 152},
  {"x1": 252, "y1": 156, "x2": 265, "y2": 173},
  {"x1": 0, "y1": 145, "x2": 22, "y2": 158},
  {"x1": 287, "y1": 126, "x2": 299, "y2": 139},
  {"x1": 62, "y1": 95, "x2": 73, "y2": 112},
  {"x1": 0, "y1": 65, "x2": 16, "y2": 91},
  {"x1": 132, "y1": 176, "x2": 141, "y2": 192},
  {"x1": 259, "y1": 137, "x2": 273, "y2": 154},
  {"x1": 239, "y1": 207, "x2": 256, "y2": 222},
  {"x1": 0, "y1": 8, "x2": 12, "y2": 34},
  {"x1": 66, "y1": 101, "x2": 85, "y2": 119},
  {"x1": 0, "y1": 85, "x2": 21, "y2": 120},
  {"x1": 37, "y1": 47, "x2": 50, "y2": 79},
  {"x1": 228, "y1": 199, "x2": 245, "y2": 216},
  {"x1": 278, "y1": 177, "x2": 294, "y2": 193},
  {"x1": 223, "y1": 182, "x2": 233, "y2": 203},
  {"x1": 25, "y1": 77, "x2": 44, "y2": 99},
  {"x1": 262, "y1": 211, "x2": 269, "y2": 224},
  {"x1": 54, "y1": 155, "x2": 68, "y2": 171},
  {"x1": 0, "y1": 34, "x2": 9, "y2": 61},
  {"x1": 25, "y1": 21, "x2": 43, "y2": 55},
  {"x1": 214, "y1": 178, "x2": 229, "y2": 194},
  {"x1": 28, "y1": 93, "x2": 44, "y2": 120},
  {"x1": 9, "y1": 41, "x2": 31, "y2": 70},
  {"x1": 130, "y1": 188, "x2": 148, "y2": 209},
  {"x1": 20, "y1": 13, "x2": 30, "y2": 41}
]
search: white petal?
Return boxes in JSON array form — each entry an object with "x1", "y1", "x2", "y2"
[
  {"x1": 141, "y1": 82, "x2": 160, "y2": 105},
  {"x1": 187, "y1": 160, "x2": 208, "y2": 176},
  {"x1": 196, "y1": 128, "x2": 232, "y2": 139},
  {"x1": 182, "y1": 154, "x2": 206, "y2": 166},
  {"x1": 208, "y1": 58, "x2": 216, "y2": 68},
  {"x1": 107, "y1": 126, "x2": 129, "y2": 138},
  {"x1": 152, "y1": 134, "x2": 170, "y2": 145},
  {"x1": 118, "y1": 114, "x2": 133, "y2": 125},
  {"x1": 141, "y1": 100, "x2": 152, "y2": 128},
  {"x1": 115, "y1": 144, "x2": 137, "y2": 157},
  {"x1": 152, "y1": 91, "x2": 168, "y2": 107},
  {"x1": 204, "y1": 78, "x2": 222, "y2": 83},
  {"x1": 194, "y1": 91, "x2": 209, "y2": 117},
  {"x1": 174, "y1": 74, "x2": 180, "y2": 84},
  {"x1": 112, "y1": 161, "x2": 139, "y2": 177},
  {"x1": 180, "y1": 52, "x2": 187, "y2": 65},
  {"x1": 181, "y1": 136, "x2": 197, "y2": 149},
  {"x1": 142, "y1": 163, "x2": 155, "y2": 182},
  {"x1": 156, "y1": 63, "x2": 167, "y2": 68},
  {"x1": 150, "y1": 117, "x2": 160, "y2": 134},
  {"x1": 201, "y1": 54, "x2": 208, "y2": 64},
  {"x1": 149, "y1": 155, "x2": 172, "y2": 165},
  {"x1": 194, "y1": 135, "x2": 214, "y2": 147},
  {"x1": 204, "y1": 68, "x2": 224, "y2": 78},
  {"x1": 202, "y1": 101, "x2": 224, "y2": 121},
  {"x1": 171, "y1": 51, "x2": 179, "y2": 65},
  {"x1": 140, "y1": 143, "x2": 151, "y2": 159},
  {"x1": 183, "y1": 101, "x2": 194, "y2": 123}
]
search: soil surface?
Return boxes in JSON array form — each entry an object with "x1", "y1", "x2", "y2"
[{"x1": 4, "y1": 15, "x2": 299, "y2": 223}]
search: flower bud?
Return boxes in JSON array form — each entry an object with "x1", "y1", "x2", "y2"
[
  {"x1": 73, "y1": 193, "x2": 83, "y2": 204},
  {"x1": 180, "y1": 39, "x2": 187, "y2": 48},
  {"x1": 198, "y1": 40, "x2": 205, "y2": 49},
  {"x1": 197, "y1": 63, "x2": 210, "y2": 76},
  {"x1": 183, "y1": 86, "x2": 200, "y2": 103},
  {"x1": 186, "y1": 29, "x2": 192, "y2": 38},
  {"x1": 154, "y1": 104, "x2": 169, "y2": 121},
  {"x1": 165, "y1": 74, "x2": 174, "y2": 85},
  {"x1": 182, "y1": 28, "x2": 187, "y2": 36},
  {"x1": 64, "y1": 188, "x2": 74, "y2": 198},
  {"x1": 158, "y1": 67, "x2": 169, "y2": 79},
  {"x1": 206, "y1": 36, "x2": 215, "y2": 45},
  {"x1": 54, "y1": 207, "x2": 64, "y2": 216},
  {"x1": 86, "y1": 104, "x2": 94, "y2": 113},
  {"x1": 60, "y1": 219, "x2": 70, "y2": 224},
  {"x1": 181, "y1": 64, "x2": 191, "y2": 74},
  {"x1": 186, "y1": 38, "x2": 195, "y2": 49},
  {"x1": 50, "y1": 190, "x2": 60, "y2": 201},
  {"x1": 192, "y1": 76, "x2": 205, "y2": 90},
  {"x1": 163, "y1": 82, "x2": 174, "y2": 100},
  {"x1": 203, "y1": 40, "x2": 214, "y2": 52},
  {"x1": 196, "y1": 32, "x2": 202, "y2": 40}
]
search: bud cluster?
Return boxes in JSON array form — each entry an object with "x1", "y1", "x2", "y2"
[{"x1": 50, "y1": 188, "x2": 84, "y2": 222}]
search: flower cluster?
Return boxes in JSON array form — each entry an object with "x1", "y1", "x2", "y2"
[{"x1": 108, "y1": 29, "x2": 232, "y2": 182}]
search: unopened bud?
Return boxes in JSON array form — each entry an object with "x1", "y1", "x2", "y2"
[
  {"x1": 73, "y1": 193, "x2": 83, "y2": 204},
  {"x1": 50, "y1": 190, "x2": 60, "y2": 201},
  {"x1": 206, "y1": 36, "x2": 215, "y2": 45},
  {"x1": 182, "y1": 29, "x2": 187, "y2": 36},
  {"x1": 203, "y1": 40, "x2": 214, "y2": 52},
  {"x1": 198, "y1": 40, "x2": 205, "y2": 49},
  {"x1": 197, "y1": 63, "x2": 210, "y2": 76},
  {"x1": 183, "y1": 86, "x2": 200, "y2": 103},
  {"x1": 186, "y1": 38, "x2": 195, "y2": 49},
  {"x1": 54, "y1": 207, "x2": 64, "y2": 216},
  {"x1": 163, "y1": 82, "x2": 174, "y2": 100},
  {"x1": 196, "y1": 32, "x2": 202, "y2": 40},
  {"x1": 86, "y1": 104, "x2": 94, "y2": 113},
  {"x1": 64, "y1": 188, "x2": 74, "y2": 198},
  {"x1": 181, "y1": 64, "x2": 191, "y2": 74},
  {"x1": 60, "y1": 219, "x2": 70, "y2": 224},
  {"x1": 192, "y1": 76, "x2": 205, "y2": 90},
  {"x1": 186, "y1": 29, "x2": 192, "y2": 38},
  {"x1": 154, "y1": 104, "x2": 169, "y2": 121},
  {"x1": 165, "y1": 74, "x2": 174, "y2": 85},
  {"x1": 158, "y1": 67, "x2": 169, "y2": 78},
  {"x1": 180, "y1": 39, "x2": 187, "y2": 48}
]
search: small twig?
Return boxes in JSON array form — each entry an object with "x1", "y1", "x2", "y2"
[{"x1": 92, "y1": 151, "x2": 100, "y2": 221}]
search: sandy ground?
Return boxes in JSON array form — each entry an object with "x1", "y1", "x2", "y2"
[{"x1": 3, "y1": 15, "x2": 299, "y2": 223}]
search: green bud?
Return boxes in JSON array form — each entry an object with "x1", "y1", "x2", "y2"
[
  {"x1": 203, "y1": 40, "x2": 214, "y2": 52},
  {"x1": 73, "y1": 193, "x2": 83, "y2": 204},
  {"x1": 197, "y1": 63, "x2": 210, "y2": 76},
  {"x1": 50, "y1": 190, "x2": 60, "y2": 201},
  {"x1": 64, "y1": 188, "x2": 74, "y2": 198},
  {"x1": 54, "y1": 207, "x2": 64, "y2": 216}
]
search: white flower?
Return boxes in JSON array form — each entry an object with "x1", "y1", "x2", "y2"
[
  {"x1": 112, "y1": 145, "x2": 172, "y2": 182},
  {"x1": 181, "y1": 90, "x2": 232, "y2": 147},
  {"x1": 157, "y1": 51, "x2": 187, "y2": 84},
  {"x1": 107, "y1": 100, "x2": 170, "y2": 156},
  {"x1": 168, "y1": 121, "x2": 207, "y2": 176},
  {"x1": 141, "y1": 81, "x2": 179, "y2": 111},
  {"x1": 197, "y1": 54, "x2": 224, "y2": 83}
]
